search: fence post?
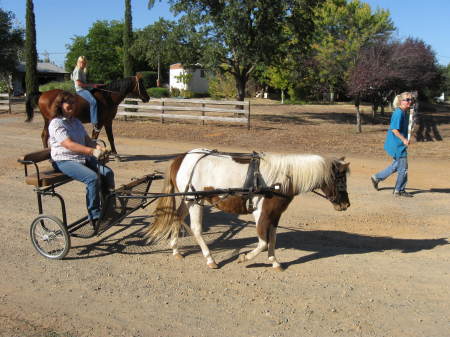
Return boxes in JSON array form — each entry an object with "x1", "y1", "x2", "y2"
[
  {"x1": 247, "y1": 101, "x2": 251, "y2": 130},
  {"x1": 8, "y1": 91, "x2": 11, "y2": 114},
  {"x1": 202, "y1": 103, "x2": 205, "y2": 125}
]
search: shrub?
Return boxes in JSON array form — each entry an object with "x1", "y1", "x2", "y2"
[
  {"x1": 170, "y1": 87, "x2": 181, "y2": 97},
  {"x1": 147, "y1": 87, "x2": 169, "y2": 98},
  {"x1": 208, "y1": 72, "x2": 237, "y2": 99},
  {"x1": 39, "y1": 81, "x2": 75, "y2": 92}
]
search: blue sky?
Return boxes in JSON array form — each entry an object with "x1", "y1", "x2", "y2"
[{"x1": 1, "y1": 0, "x2": 449, "y2": 68}]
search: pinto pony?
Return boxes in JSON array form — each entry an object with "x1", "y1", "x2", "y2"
[
  {"x1": 146, "y1": 149, "x2": 350, "y2": 271},
  {"x1": 25, "y1": 75, "x2": 150, "y2": 154}
]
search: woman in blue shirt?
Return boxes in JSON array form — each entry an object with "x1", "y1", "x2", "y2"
[{"x1": 371, "y1": 92, "x2": 414, "y2": 197}]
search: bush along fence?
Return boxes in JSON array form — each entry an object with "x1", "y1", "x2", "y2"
[
  {"x1": 0, "y1": 92, "x2": 11, "y2": 113},
  {"x1": 117, "y1": 98, "x2": 251, "y2": 129}
]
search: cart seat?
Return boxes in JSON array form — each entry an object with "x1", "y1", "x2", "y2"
[
  {"x1": 25, "y1": 169, "x2": 71, "y2": 187},
  {"x1": 18, "y1": 149, "x2": 72, "y2": 187}
]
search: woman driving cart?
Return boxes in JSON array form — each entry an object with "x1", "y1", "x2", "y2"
[{"x1": 48, "y1": 91, "x2": 114, "y2": 228}]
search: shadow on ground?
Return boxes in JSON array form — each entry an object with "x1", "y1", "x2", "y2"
[{"x1": 68, "y1": 207, "x2": 448, "y2": 271}]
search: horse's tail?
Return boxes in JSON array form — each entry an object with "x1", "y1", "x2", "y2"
[
  {"x1": 146, "y1": 155, "x2": 186, "y2": 244},
  {"x1": 25, "y1": 91, "x2": 41, "y2": 122}
]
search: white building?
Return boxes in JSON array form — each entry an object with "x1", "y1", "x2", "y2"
[{"x1": 169, "y1": 63, "x2": 208, "y2": 94}]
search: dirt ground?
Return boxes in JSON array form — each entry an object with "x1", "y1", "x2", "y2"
[{"x1": 0, "y1": 101, "x2": 449, "y2": 337}]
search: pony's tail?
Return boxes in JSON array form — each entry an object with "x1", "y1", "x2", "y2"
[
  {"x1": 25, "y1": 92, "x2": 41, "y2": 122},
  {"x1": 146, "y1": 161, "x2": 184, "y2": 244}
]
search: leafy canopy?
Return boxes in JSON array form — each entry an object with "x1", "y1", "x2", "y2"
[
  {"x1": 0, "y1": 8, "x2": 23, "y2": 76},
  {"x1": 65, "y1": 20, "x2": 124, "y2": 82}
]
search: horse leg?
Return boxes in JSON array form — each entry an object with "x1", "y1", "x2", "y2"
[
  {"x1": 238, "y1": 203, "x2": 269, "y2": 263},
  {"x1": 103, "y1": 123, "x2": 117, "y2": 154},
  {"x1": 169, "y1": 202, "x2": 188, "y2": 260},
  {"x1": 267, "y1": 225, "x2": 283, "y2": 271},
  {"x1": 188, "y1": 202, "x2": 218, "y2": 269}
]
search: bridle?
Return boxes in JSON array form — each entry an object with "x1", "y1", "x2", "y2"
[
  {"x1": 313, "y1": 171, "x2": 347, "y2": 203},
  {"x1": 93, "y1": 76, "x2": 145, "y2": 98}
]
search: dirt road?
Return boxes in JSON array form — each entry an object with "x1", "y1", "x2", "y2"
[{"x1": 0, "y1": 109, "x2": 449, "y2": 337}]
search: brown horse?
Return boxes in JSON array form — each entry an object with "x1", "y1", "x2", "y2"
[{"x1": 25, "y1": 74, "x2": 150, "y2": 154}]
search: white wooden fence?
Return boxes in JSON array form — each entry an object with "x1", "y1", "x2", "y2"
[
  {"x1": 117, "y1": 98, "x2": 251, "y2": 129},
  {"x1": 0, "y1": 93, "x2": 11, "y2": 113}
]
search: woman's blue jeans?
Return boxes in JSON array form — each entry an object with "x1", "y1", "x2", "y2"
[
  {"x1": 77, "y1": 89, "x2": 98, "y2": 125},
  {"x1": 374, "y1": 156, "x2": 408, "y2": 192},
  {"x1": 54, "y1": 157, "x2": 114, "y2": 220}
]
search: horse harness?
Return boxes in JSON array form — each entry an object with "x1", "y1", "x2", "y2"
[{"x1": 182, "y1": 150, "x2": 286, "y2": 212}]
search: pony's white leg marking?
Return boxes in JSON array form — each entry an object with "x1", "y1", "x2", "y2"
[
  {"x1": 189, "y1": 203, "x2": 218, "y2": 269},
  {"x1": 268, "y1": 225, "x2": 283, "y2": 271},
  {"x1": 170, "y1": 236, "x2": 183, "y2": 259},
  {"x1": 238, "y1": 201, "x2": 267, "y2": 263},
  {"x1": 170, "y1": 201, "x2": 188, "y2": 260}
]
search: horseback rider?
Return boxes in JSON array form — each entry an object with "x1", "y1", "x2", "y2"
[{"x1": 72, "y1": 56, "x2": 103, "y2": 132}]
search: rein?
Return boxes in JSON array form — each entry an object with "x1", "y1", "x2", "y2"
[{"x1": 95, "y1": 76, "x2": 142, "y2": 95}]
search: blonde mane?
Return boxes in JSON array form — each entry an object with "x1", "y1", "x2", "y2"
[{"x1": 260, "y1": 153, "x2": 333, "y2": 195}]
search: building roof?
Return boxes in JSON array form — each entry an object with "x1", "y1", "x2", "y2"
[
  {"x1": 170, "y1": 63, "x2": 204, "y2": 70},
  {"x1": 16, "y1": 62, "x2": 69, "y2": 74}
]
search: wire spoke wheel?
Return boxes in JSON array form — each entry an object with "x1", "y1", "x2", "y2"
[{"x1": 30, "y1": 215, "x2": 70, "y2": 259}]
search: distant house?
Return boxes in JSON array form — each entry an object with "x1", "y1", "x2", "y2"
[
  {"x1": 169, "y1": 63, "x2": 208, "y2": 94},
  {"x1": 11, "y1": 62, "x2": 69, "y2": 96}
]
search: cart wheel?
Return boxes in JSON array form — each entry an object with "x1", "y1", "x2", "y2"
[{"x1": 30, "y1": 215, "x2": 70, "y2": 259}]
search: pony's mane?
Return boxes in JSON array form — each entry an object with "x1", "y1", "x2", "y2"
[
  {"x1": 260, "y1": 153, "x2": 334, "y2": 194},
  {"x1": 102, "y1": 77, "x2": 135, "y2": 94}
]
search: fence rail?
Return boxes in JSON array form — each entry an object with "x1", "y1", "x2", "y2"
[
  {"x1": 117, "y1": 98, "x2": 250, "y2": 129},
  {"x1": 0, "y1": 93, "x2": 11, "y2": 113}
]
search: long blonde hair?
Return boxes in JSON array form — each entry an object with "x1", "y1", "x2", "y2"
[{"x1": 75, "y1": 55, "x2": 88, "y2": 73}]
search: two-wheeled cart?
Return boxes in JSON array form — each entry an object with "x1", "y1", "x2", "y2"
[{"x1": 19, "y1": 148, "x2": 281, "y2": 260}]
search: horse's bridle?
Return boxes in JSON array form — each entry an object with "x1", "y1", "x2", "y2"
[
  {"x1": 93, "y1": 76, "x2": 144, "y2": 98},
  {"x1": 313, "y1": 171, "x2": 347, "y2": 203}
]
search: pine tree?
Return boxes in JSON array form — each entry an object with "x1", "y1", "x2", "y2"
[
  {"x1": 123, "y1": 0, "x2": 133, "y2": 77},
  {"x1": 25, "y1": 0, "x2": 38, "y2": 96}
]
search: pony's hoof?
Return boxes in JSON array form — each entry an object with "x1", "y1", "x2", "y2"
[
  {"x1": 273, "y1": 265, "x2": 285, "y2": 272},
  {"x1": 237, "y1": 254, "x2": 246, "y2": 264},
  {"x1": 207, "y1": 262, "x2": 219, "y2": 269},
  {"x1": 173, "y1": 253, "x2": 184, "y2": 260}
]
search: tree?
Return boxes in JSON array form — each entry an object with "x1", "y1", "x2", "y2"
[
  {"x1": 65, "y1": 21, "x2": 124, "y2": 82},
  {"x1": 25, "y1": 0, "x2": 39, "y2": 96},
  {"x1": 131, "y1": 17, "x2": 205, "y2": 85},
  {"x1": 389, "y1": 38, "x2": 442, "y2": 96},
  {"x1": 0, "y1": 8, "x2": 23, "y2": 77},
  {"x1": 123, "y1": 0, "x2": 134, "y2": 76},
  {"x1": 264, "y1": 66, "x2": 290, "y2": 103},
  {"x1": 170, "y1": 0, "x2": 288, "y2": 101},
  {"x1": 348, "y1": 37, "x2": 442, "y2": 132},
  {"x1": 310, "y1": 0, "x2": 394, "y2": 102}
]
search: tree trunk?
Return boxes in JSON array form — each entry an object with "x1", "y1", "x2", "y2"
[
  {"x1": 281, "y1": 89, "x2": 285, "y2": 104},
  {"x1": 235, "y1": 76, "x2": 246, "y2": 102},
  {"x1": 355, "y1": 95, "x2": 362, "y2": 133}
]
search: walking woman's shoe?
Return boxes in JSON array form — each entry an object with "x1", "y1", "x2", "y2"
[
  {"x1": 370, "y1": 175, "x2": 379, "y2": 191},
  {"x1": 394, "y1": 191, "x2": 413, "y2": 198}
]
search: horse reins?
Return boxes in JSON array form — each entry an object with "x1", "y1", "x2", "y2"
[{"x1": 94, "y1": 75, "x2": 143, "y2": 96}]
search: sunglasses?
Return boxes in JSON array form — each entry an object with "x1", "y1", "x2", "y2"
[{"x1": 402, "y1": 98, "x2": 413, "y2": 102}]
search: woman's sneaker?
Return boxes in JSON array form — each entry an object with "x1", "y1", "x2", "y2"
[
  {"x1": 394, "y1": 190, "x2": 414, "y2": 198},
  {"x1": 370, "y1": 175, "x2": 379, "y2": 191}
]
